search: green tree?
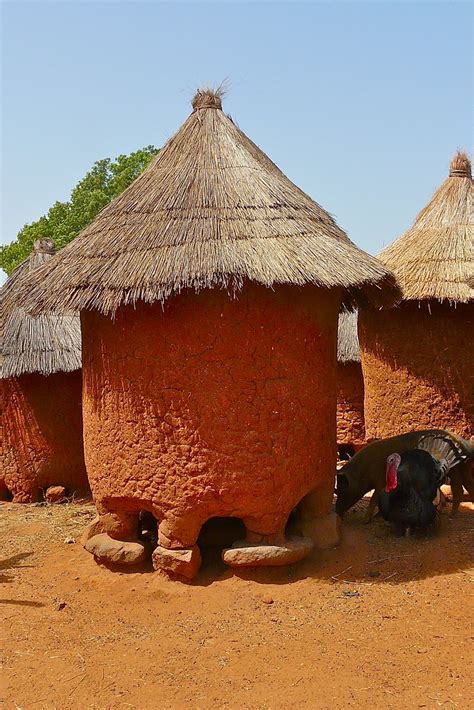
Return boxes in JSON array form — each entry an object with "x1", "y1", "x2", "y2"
[{"x1": 0, "y1": 145, "x2": 159, "y2": 275}]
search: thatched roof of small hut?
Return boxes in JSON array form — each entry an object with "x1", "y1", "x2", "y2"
[
  {"x1": 337, "y1": 311, "x2": 360, "y2": 363},
  {"x1": 21, "y1": 88, "x2": 399, "y2": 316},
  {"x1": 0, "y1": 239, "x2": 81, "y2": 378},
  {"x1": 379, "y1": 152, "x2": 473, "y2": 304}
]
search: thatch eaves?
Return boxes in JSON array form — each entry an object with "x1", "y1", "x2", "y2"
[
  {"x1": 378, "y1": 152, "x2": 473, "y2": 304},
  {"x1": 21, "y1": 89, "x2": 400, "y2": 316},
  {"x1": 0, "y1": 239, "x2": 81, "y2": 378},
  {"x1": 337, "y1": 311, "x2": 360, "y2": 363}
]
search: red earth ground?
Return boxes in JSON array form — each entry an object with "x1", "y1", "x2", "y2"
[{"x1": 1, "y1": 495, "x2": 473, "y2": 710}]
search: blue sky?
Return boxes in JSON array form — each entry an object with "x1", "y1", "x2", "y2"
[{"x1": 1, "y1": 1, "x2": 473, "y2": 279}]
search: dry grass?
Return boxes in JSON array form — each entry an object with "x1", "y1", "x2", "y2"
[
  {"x1": 18, "y1": 88, "x2": 400, "y2": 317},
  {"x1": 379, "y1": 151, "x2": 473, "y2": 304},
  {"x1": 337, "y1": 310, "x2": 360, "y2": 362},
  {"x1": 0, "y1": 239, "x2": 81, "y2": 377},
  {"x1": 0, "y1": 499, "x2": 94, "y2": 561}
]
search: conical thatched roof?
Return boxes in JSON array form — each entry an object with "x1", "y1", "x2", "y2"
[
  {"x1": 0, "y1": 239, "x2": 81, "y2": 378},
  {"x1": 379, "y1": 152, "x2": 473, "y2": 304},
  {"x1": 22, "y1": 88, "x2": 399, "y2": 316},
  {"x1": 337, "y1": 311, "x2": 360, "y2": 363}
]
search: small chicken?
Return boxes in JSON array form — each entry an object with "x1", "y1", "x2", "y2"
[{"x1": 378, "y1": 434, "x2": 468, "y2": 535}]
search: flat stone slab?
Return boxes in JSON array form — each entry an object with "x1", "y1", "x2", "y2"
[
  {"x1": 152, "y1": 545, "x2": 201, "y2": 581},
  {"x1": 84, "y1": 533, "x2": 146, "y2": 566},
  {"x1": 80, "y1": 517, "x2": 105, "y2": 546},
  {"x1": 222, "y1": 536, "x2": 314, "y2": 568}
]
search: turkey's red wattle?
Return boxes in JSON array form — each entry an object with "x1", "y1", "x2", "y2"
[{"x1": 385, "y1": 462, "x2": 398, "y2": 492}]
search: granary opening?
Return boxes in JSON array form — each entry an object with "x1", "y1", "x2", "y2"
[
  {"x1": 138, "y1": 510, "x2": 158, "y2": 547},
  {"x1": 0, "y1": 480, "x2": 13, "y2": 502},
  {"x1": 198, "y1": 517, "x2": 247, "y2": 566}
]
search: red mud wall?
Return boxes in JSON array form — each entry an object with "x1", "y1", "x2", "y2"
[
  {"x1": 0, "y1": 371, "x2": 88, "y2": 501},
  {"x1": 359, "y1": 301, "x2": 473, "y2": 440},
  {"x1": 81, "y1": 285, "x2": 340, "y2": 541},
  {"x1": 336, "y1": 362, "x2": 365, "y2": 447}
]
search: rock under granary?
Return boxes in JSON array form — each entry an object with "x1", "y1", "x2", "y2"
[{"x1": 20, "y1": 88, "x2": 399, "y2": 580}]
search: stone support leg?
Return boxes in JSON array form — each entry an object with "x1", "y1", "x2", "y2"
[
  {"x1": 95, "y1": 505, "x2": 140, "y2": 542},
  {"x1": 152, "y1": 517, "x2": 203, "y2": 581},
  {"x1": 158, "y1": 516, "x2": 202, "y2": 549},
  {"x1": 152, "y1": 545, "x2": 202, "y2": 582},
  {"x1": 242, "y1": 514, "x2": 287, "y2": 546},
  {"x1": 82, "y1": 502, "x2": 146, "y2": 567},
  {"x1": 298, "y1": 485, "x2": 341, "y2": 549}
]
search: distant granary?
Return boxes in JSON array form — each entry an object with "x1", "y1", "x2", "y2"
[
  {"x1": 22, "y1": 88, "x2": 399, "y2": 580},
  {"x1": 337, "y1": 312, "x2": 365, "y2": 457},
  {"x1": 0, "y1": 239, "x2": 87, "y2": 501},
  {"x1": 359, "y1": 152, "x2": 473, "y2": 440}
]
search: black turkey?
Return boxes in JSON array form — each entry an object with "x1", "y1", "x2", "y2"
[{"x1": 378, "y1": 434, "x2": 468, "y2": 535}]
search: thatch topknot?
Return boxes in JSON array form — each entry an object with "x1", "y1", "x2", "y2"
[
  {"x1": 33, "y1": 238, "x2": 56, "y2": 255},
  {"x1": 449, "y1": 151, "x2": 471, "y2": 178},
  {"x1": 192, "y1": 88, "x2": 223, "y2": 111}
]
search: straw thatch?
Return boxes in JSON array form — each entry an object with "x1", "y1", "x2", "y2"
[
  {"x1": 379, "y1": 152, "x2": 473, "y2": 304},
  {"x1": 337, "y1": 311, "x2": 360, "y2": 363},
  {"x1": 0, "y1": 239, "x2": 81, "y2": 378},
  {"x1": 20, "y1": 89, "x2": 399, "y2": 316}
]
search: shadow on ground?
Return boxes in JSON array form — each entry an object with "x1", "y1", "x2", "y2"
[{"x1": 193, "y1": 496, "x2": 473, "y2": 587}]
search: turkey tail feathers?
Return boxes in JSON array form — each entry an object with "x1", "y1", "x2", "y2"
[{"x1": 417, "y1": 434, "x2": 468, "y2": 479}]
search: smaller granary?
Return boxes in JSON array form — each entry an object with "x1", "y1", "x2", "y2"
[
  {"x1": 336, "y1": 311, "x2": 365, "y2": 458},
  {"x1": 359, "y1": 151, "x2": 473, "y2": 440},
  {"x1": 0, "y1": 239, "x2": 87, "y2": 502}
]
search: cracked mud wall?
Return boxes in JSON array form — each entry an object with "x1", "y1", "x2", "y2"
[
  {"x1": 0, "y1": 371, "x2": 88, "y2": 501},
  {"x1": 336, "y1": 362, "x2": 365, "y2": 447},
  {"x1": 81, "y1": 285, "x2": 341, "y2": 537},
  {"x1": 359, "y1": 301, "x2": 473, "y2": 440}
]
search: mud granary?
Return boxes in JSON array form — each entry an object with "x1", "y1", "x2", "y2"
[
  {"x1": 337, "y1": 312, "x2": 365, "y2": 457},
  {"x1": 21, "y1": 88, "x2": 399, "y2": 580},
  {"x1": 359, "y1": 152, "x2": 473, "y2": 441},
  {"x1": 0, "y1": 239, "x2": 87, "y2": 502}
]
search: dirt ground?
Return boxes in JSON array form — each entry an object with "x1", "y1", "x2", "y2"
[{"x1": 1, "y1": 495, "x2": 473, "y2": 710}]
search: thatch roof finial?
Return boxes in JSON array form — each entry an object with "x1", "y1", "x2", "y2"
[
  {"x1": 192, "y1": 87, "x2": 224, "y2": 111},
  {"x1": 449, "y1": 151, "x2": 472, "y2": 178}
]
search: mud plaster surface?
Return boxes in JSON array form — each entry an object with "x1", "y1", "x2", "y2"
[
  {"x1": 81, "y1": 285, "x2": 340, "y2": 545},
  {"x1": 0, "y1": 371, "x2": 88, "y2": 501},
  {"x1": 336, "y1": 362, "x2": 365, "y2": 446},
  {"x1": 359, "y1": 301, "x2": 473, "y2": 440}
]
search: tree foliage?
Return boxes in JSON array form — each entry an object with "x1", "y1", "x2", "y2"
[{"x1": 0, "y1": 146, "x2": 159, "y2": 275}]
